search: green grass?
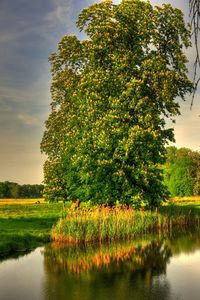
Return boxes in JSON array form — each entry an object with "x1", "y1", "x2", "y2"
[
  {"x1": 0, "y1": 202, "x2": 64, "y2": 258},
  {"x1": 160, "y1": 197, "x2": 200, "y2": 217}
]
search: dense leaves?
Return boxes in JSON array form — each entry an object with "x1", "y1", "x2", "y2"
[
  {"x1": 164, "y1": 147, "x2": 200, "y2": 197},
  {"x1": 41, "y1": 0, "x2": 193, "y2": 207}
]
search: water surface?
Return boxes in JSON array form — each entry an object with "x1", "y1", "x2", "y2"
[{"x1": 1, "y1": 230, "x2": 200, "y2": 300}]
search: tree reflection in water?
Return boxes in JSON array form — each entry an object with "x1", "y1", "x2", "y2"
[{"x1": 42, "y1": 238, "x2": 173, "y2": 300}]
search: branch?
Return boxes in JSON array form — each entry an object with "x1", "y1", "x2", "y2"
[{"x1": 189, "y1": 0, "x2": 200, "y2": 107}]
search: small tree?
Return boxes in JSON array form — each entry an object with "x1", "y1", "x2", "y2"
[
  {"x1": 164, "y1": 147, "x2": 200, "y2": 197},
  {"x1": 41, "y1": 0, "x2": 193, "y2": 208},
  {"x1": 193, "y1": 162, "x2": 200, "y2": 195}
]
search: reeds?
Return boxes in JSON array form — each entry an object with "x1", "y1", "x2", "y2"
[
  {"x1": 52, "y1": 207, "x2": 159, "y2": 244},
  {"x1": 52, "y1": 205, "x2": 200, "y2": 245}
]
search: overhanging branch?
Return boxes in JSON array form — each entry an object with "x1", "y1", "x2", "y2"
[{"x1": 189, "y1": 0, "x2": 200, "y2": 107}]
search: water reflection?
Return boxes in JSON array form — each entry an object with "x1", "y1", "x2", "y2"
[
  {"x1": 1, "y1": 230, "x2": 200, "y2": 300},
  {"x1": 0, "y1": 249, "x2": 32, "y2": 263},
  {"x1": 165, "y1": 229, "x2": 200, "y2": 255},
  {"x1": 43, "y1": 238, "x2": 173, "y2": 300},
  {"x1": 44, "y1": 238, "x2": 171, "y2": 275},
  {"x1": 42, "y1": 229, "x2": 200, "y2": 300}
]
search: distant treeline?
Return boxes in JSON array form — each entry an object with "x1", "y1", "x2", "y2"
[
  {"x1": 0, "y1": 181, "x2": 44, "y2": 198},
  {"x1": 164, "y1": 147, "x2": 200, "y2": 197}
]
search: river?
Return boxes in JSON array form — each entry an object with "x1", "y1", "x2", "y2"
[{"x1": 0, "y1": 229, "x2": 200, "y2": 300}]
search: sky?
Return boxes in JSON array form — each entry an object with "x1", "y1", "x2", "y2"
[{"x1": 0, "y1": 0, "x2": 199, "y2": 184}]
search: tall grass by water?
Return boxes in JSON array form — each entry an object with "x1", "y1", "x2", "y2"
[
  {"x1": 52, "y1": 200, "x2": 200, "y2": 245},
  {"x1": 52, "y1": 207, "x2": 159, "y2": 244}
]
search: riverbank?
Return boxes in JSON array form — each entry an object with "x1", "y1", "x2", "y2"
[
  {"x1": 0, "y1": 200, "x2": 63, "y2": 258},
  {"x1": 1, "y1": 197, "x2": 200, "y2": 258}
]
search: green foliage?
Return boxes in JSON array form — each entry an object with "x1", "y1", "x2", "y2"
[
  {"x1": 20, "y1": 184, "x2": 44, "y2": 198},
  {"x1": 0, "y1": 181, "x2": 44, "y2": 199},
  {"x1": 41, "y1": 0, "x2": 193, "y2": 207},
  {"x1": 193, "y1": 159, "x2": 200, "y2": 195},
  {"x1": 164, "y1": 147, "x2": 200, "y2": 196},
  {"x1": 0, "y1": 182, "x2": 9, "y2": 198}
]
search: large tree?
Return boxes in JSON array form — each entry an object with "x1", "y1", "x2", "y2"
[{"x1": 41, "y1": 0, "x2": 193, "y2": 207}]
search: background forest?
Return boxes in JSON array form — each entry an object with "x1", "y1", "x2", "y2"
[{"x1": 0, "y1": 182, "x2": 44, "y2": 198}]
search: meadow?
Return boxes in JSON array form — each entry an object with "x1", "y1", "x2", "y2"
[
  {"x1": 0, "y1": 199, "x2": 63, "y2": 258},
  {"x1": 1, "y1": 197, "x2": 200, "y2": 258}
]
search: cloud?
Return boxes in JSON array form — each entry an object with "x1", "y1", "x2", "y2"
[
  {"x1": 0, "y1": 0, "x2": 88, "y2": 184},
  {"x1": 17, "y1": 114, "x2": 39, "y2": 126},
  {"x1": 165, "y1": 93, "x2": 200, "y2": 151},
  {"x1": 45, "y1": 0, "x2": 73, "y2": 26}
]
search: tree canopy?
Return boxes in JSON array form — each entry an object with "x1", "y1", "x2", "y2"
[{"x1": 41, "y1": 0, "x2": 193, "y2": 208}]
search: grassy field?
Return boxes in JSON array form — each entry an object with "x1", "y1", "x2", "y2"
[
  {"x1": 169, "y1": 196, "x2": 200, "y2": 205},
  {"x1": 0, "y1": 200, "x2": 64, "y2": 258},
  {"x1": 0, "y1": 198, "x2": 44, "y2": 205},
  {"x1": 160, "y1": 196, "x2": 200, "y2": 216}
]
